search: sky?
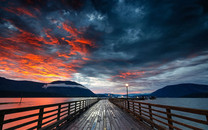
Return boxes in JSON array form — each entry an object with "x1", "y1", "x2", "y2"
[{"x1": 0, "y1": 0, "x2": 208, "y2": 94}]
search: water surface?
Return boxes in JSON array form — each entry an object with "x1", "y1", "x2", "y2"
[{"x1": 0, "y1": 97, "x2": 92, "y2": 110}]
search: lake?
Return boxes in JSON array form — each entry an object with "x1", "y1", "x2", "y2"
[
  {"x1": 141, "y1": 98, "x2": 208, "y2": 110},
  {"x1": 0, "y1": 97, "x2": 94, "y2": 110},
  {"x1": 1, "y1": 98, "x2": 207, "y2": 110}
]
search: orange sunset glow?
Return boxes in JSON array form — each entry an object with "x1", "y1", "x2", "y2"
[
  {"x1": 0, "y1": 17, "x2": 95, "y2": 82},
  {"x1": 1, "y1": 0, "x2": 208, "y2": 94},
  {"x1": 113, "y1": 71, "x2": 145, "y2": 79}
]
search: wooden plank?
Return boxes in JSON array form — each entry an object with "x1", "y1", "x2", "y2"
[
  {"x1": 0, "y1": 101, "x2": 80, "y2": 114},
  {"x1": 5, "y1": 119, "x2": 39, "y2": 130},
  {"x1": 3, "y1": 112, "x2": 39, "y2": 124},
  {"x1": 64, "y1": 100, "x2": 152, "y2": 130},
  {"x1": 68, "y1": 101, "x2": 100, "y2": 130}
]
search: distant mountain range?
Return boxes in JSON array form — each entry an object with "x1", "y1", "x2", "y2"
[
  {"x1": 97, "y1": 83, "x2": 208, "y2": 98},
  {"x1": 0, "y1": 77, "x2": 96, "y2": 97},
  {"x1": 96, "y1": 93, "x2": 150, "y2": 98},
  {"x1": 1, "y1": 77, "x2": 207, "y2": 98},
  {"x1": 151, "y1": 83, "x2": 208, "y2": 98}
]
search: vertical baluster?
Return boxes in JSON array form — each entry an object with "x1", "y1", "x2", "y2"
[
  {"x1": 85, "y1": 100, "x2": 86, "y2": 108},
  {"x1": 79, "y1": 101, "x2": 81, "y2": 111},
  {"x1": 139, "y1": 103, "x2": 142, "y2": 115},
  {"x1": 148, "y1": 105, "x2": 153, "y2": 121},
  {"x1": 74, "y1": 102, "x2": 77, "y2": 113},
  {"x1": 57, "y1": 105, "x2": 61, "y2": 121},
  {"x1": 68, "y1": 103, "x2": 71, "y2": 116},
  {"x1": 0, "y1": 112, "x2": 5, "y2": 130},
  {"x1": 166, "y1": 108, "x2": 173, "y2": 130},
  {"x1": 37, "y1": 107, "x2": 44, "y2": 129},
  {"x1": 133, "y1": 102, "x2": 135, "y2": 114},
  {"x1": 206, "y1": 115, "x2": 208, "y2": 123},
  {"x1": 125, "y1": 100, "x2": 127, "y2": 109}
]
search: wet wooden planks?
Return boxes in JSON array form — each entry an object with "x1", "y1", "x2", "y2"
[{"x1": 63, "y1": 100, "x2": 152, "y2": 130}]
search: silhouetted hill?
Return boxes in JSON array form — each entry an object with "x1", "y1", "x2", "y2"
[
  {"x1": 96, "y1": 93, "x2": 150, "y2": 98},
  {"x1": 182, "y1": 92, "x2": 208, "y2": 98},
  {"x1": 0, "y1": 77, "x2": 96, "y2": 97},
  {"x1": 151, "y1": 83, "x2": 208, "y2": 97},
  {"x1": 50, "y1": 80, "x2": 80, "y2": 85}
]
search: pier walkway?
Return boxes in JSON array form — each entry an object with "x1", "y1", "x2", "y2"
[
  {"x1": 1, "y1": 99, "x2": 207, "y2": 130},
  {"x1": 61, "y1": 100, "x2": 152, "y2": 130}
]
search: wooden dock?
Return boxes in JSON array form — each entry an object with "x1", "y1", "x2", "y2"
[
  {"x1": 60, "y1": 100, "x2": 152, "y2": 130},
  {"x1": 1, "y1": 98, "x2": 208, "y2": 130}
]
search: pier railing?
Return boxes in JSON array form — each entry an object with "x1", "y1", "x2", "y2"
[
  {"x1": 0, "y1": 98, "x2": 98, "y2": 130},
  {"x1": 109, "y1": 98, "x2": 208, "y2": 130}
]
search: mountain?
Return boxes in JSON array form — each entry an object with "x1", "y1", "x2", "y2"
[
  {"x1": 0, "y1": 77, "x2": 96, "y2": 97},
  {"x1": 151, "y1": 83, "x2": 208, "y2": 97},
  {"x1": 96, "y1": 93, "x2": 150, "y2": 98},
  {"x1": 96, "y1": 93, "x2": 122, "y2": 98}
]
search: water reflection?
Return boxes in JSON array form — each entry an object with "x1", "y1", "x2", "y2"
[{"x1": 0, "y1": 97, "x2": 89, "y2": 110}]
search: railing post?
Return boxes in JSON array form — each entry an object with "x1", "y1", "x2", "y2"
[
  {"x1": 166, "y1": 108, "x2": 173, "y2": 130},
  {"x1": 0, "y1": 112, "x2": 5, "y2": 130},
  {"x1": 87, "y1": 100, "x2": 89, "y2": 108},
  {"x1": 79, "y1": 101, "x2": 81, "y2": 111},
  {"x1": 75, "y1": 102, "x2": 77, "y2": 112},
  {"x1": 148, "y1": 105, "x2": 153, "y2": 121},
  {"x1": 133, "y1": 102, "x2": 135, "y2": 114},
  {"x1": 206, "y1": 115, "x2": 208, "y2": 123},
  {"x1": 85, "y1": 100, "x2": 87, "y2": 108},
  {"x1": 68, "y1": 103, "x2": 71, "y2": 116},
  {"x1": 127, "y1": 100, "x2": 130, "y2": 109},
  {"x1": 37, "y1": 108, "x2": 44, "y2": 129},
  {"x1": 139, "y1": 103, "x2": 141, "y2": 115},
  {"x1": 57, "y1": 104, "x2": 61, "y2": 121}
]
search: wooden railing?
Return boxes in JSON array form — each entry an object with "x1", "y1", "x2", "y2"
[
  {"x1": 109, "y1": 99, "x2": 208, "y2": 130},
  {"x1": 0, "y1": 98, "x2": 98, "y2": 130}
]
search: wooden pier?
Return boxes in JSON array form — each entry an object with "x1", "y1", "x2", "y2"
[
  {"x1": 1, "y1": 98, "x2": 208, "y2": 130},
  {"x1": 60, "y1": 100, "x2": 151, "y2": 130}
]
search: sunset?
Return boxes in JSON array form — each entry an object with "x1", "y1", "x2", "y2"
[
  {"x1": 1, "y1": 0, "x2": 207, "y2": 94},
  {"x1": 0, "y1": 0, "x2": 208, "y2": 129}
]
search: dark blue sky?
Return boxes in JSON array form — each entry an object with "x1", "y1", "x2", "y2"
[{"x1": 0, "y1": 0, "x2": 208, "y2": 93}]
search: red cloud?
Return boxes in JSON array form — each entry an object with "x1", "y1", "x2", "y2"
[
  {"x1": 4, "y1": 7, "x2": 37, "y2": 18},
  {"x1": 61, "y1": 21, "x2": 95, "y2": 56},
  {"x1": 113, "y1": 71, "x2": 145, "y2": 80},
  {"x1": 0, "y1": 20, "x2": 95, "y2": 82}
]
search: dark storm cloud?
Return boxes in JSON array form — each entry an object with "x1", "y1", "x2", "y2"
[{"x1": 78, "y1": 0, "x2": 208, "y2": 76}]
